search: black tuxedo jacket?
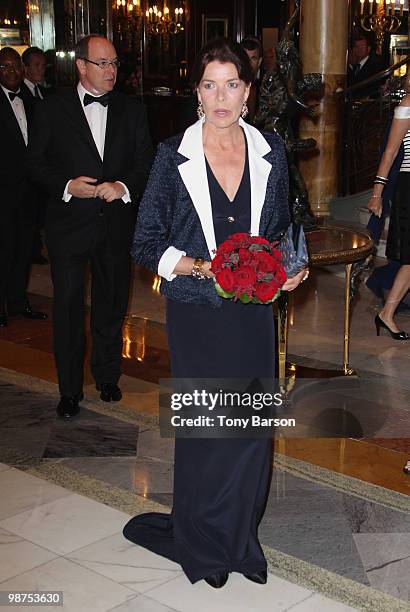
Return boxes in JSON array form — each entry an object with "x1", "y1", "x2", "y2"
[
  {"x1": 0, "y1": 86, "x2": 35, "y2": 190},
  {"x1": 0, "y1": 86, "x2": 38, "y2": 225},
  {"x1": 27, "y1": 87, "x2": 153, "y2": 256}
]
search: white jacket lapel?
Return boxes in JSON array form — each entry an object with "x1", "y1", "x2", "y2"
[
  {"x1": 240, "y1": 118, "x2": 272, "y2": 236},
  {"x1": 177, "y1": 118, "x2": 273, "y2": 258},
  {"x1": 177, "y1": 119, "x2": 216, "y2": 259}
]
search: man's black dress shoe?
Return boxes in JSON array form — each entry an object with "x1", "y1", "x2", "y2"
[
  {"x1": 9, "y1": 306, "x2": 48, "y2": 320},
  {"x1": 243, "y1": 570, "x2": 267, "y2": 584},
  {"x1": 56, "y1": 393, "x2": 83, "y2": 420},
  {"x1": 204, "y1": 572, "x2": 229, "y2": 588},
  {"x1": 96, "y1": 383, "x2": 122, "y2": 402},
  {"x1": 0, "y1": 313, "x2": 7, "y2": 327}
]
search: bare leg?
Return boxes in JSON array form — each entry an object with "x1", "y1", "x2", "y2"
[{"x1": 379, "y1": 264, "x2": 410, "y2": 333}]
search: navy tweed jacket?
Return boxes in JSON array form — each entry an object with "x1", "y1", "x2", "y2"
[{"x1": 131, "y1": 118, "x2": 290, "y2": 307}]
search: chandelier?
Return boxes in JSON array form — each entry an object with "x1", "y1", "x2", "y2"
[
  {"x1": 360, "y1": 0, "x2": 409, "y2": 54},
  {"x1": 145, "y1": 2, "x2": 185, "y2": 35}
]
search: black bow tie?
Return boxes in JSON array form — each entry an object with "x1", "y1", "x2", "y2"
[
  {"x1": 8, "y1": 90, "x2": 22, "y2": 102},
  {"x1": 83, "y1": 92, "x2": 111, "y2": 107}
]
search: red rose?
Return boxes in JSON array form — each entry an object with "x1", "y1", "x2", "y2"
[
  {"x1": 216, "y1": 268, "x2": 235, "y2": 292},
  {"x1": 228, "y1": 233, "x2": 251, "y2": 246},
  {"x1": 254, "y1": 251, "x2": 277, "y2": 273},
  {"x1": 250, "y1": 236, "x2": 270, "y2": 246},
  {"x1": 233, "y1": 265, "x2": 257, "y2": 289},
  {"x1": 254, "y1": 281, "x2": 280, "y2": 302},
  {"x1": 210, "y1": 254, "x2": 225, "y2": 274},
  {"x1": 275, "y1": 266, "x2": 287, "y2": 285},
  {"x1": 271, "y1": 247, "x2": 283, "y2": 263},
  {"x1": 217, "y1": 239, "x2": 237, "y2": 254},
  {"x1": 238, "y1": 248, "x2": 253, "y2": 265}
]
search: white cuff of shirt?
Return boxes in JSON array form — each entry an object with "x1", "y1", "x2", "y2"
[
  {"x1": 116, "y1": 181, "x2": 131, "y2": 203},
  {"x1": 158, "y1": 246, "x2": 186, "y2": 281},
  {"x1": 62, "y1": 180, "x2": 72, "y2": 202}
]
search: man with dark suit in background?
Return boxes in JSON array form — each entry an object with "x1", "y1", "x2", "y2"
[
  {"x1": 28, "y1": 35, "x2": 153, "y2": 420},
  {"x1": 21, "y1": 46, "x2": 50, "y2": 265},
  {"x1": 0, "y1": 47, "x2": 48, "y2": 328},
  {"x1": 21, "y1": 47, "x2": 48, "y2": 100},
  {"x1": 347, "y1": 35, "x2": 387, "y2": 98},
  {"x1": 240, "y1": 36, "x2": 263, "y2": 124}
]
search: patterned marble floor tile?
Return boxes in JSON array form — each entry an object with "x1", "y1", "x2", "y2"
[
  {"x1": 353, "y1": 533, "x2": 410, "y2": 601},
  {"x1": 0, "y1": 468, "x2": 71, "y2": 520},
  {"x1": 0, "y1": 463, "x2": 11, "y2": 472},
  {"x1": 137, "y1": 429, "x2": 174, "y2": 464},
  {"x1": 108, "y1": 594, "x2": 179, "y2": 612},
  {"x1": 260, "y1": 471, "x2": 370, "y2": 584},
  {"x1": 66, "y1": 532, "x2": 181, "y2": 594},
  {"x1": 0, "y1": 557, "x2": 135, "y2": 612},
  {"x1": 144, "y1": 571, "x2": 314, "y2": 612},
  {"x1": 43, "y1": 409, "x2": 139, "y2": 458},
  {"x1": 343, "y1": 497, "x2": 410, "y2": 534},
  {"x1": 0, "y1": 527, "x2": 57, "y2": 582},
  {"x1": 61, "y1": 457, "x2": 174, "y2": 496},
  {"x1": 0, "y1": 493, "x2": 129, "y2": 555},
  {"x1": 289, "y1": 593, "x2": 357, "y2": 611}
]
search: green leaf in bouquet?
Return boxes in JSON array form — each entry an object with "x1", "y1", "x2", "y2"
[
  {"x1": 251, "y1": 289, "x2": 282, "y2": 305},
  {"x1": 239, "y1": 292, "x2": 253, "y2": 304},
  {"x1": 214, "y1": 282, "x2": 235, "y2": 299}
]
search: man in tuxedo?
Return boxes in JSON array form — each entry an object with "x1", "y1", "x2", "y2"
[
  {"x1": 21, "y1": 47, "x2": 48, "y2": 100},
  {"x1": 21, "y1": 47, "x2": 49, "y2": 265},
  {"x1": 28, "y1": 35, "x2": 153, "y2": 420},
  {"x1": 347, "y1": 35, "x2": 387, "y2": 98},
  {"x1": 0, "y1": 47, "x2": 48, "y2": 328}
]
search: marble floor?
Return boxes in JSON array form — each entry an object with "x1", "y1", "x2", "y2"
[{"x1": 0, "y1": 259, "x2": 410, "y2": 610}]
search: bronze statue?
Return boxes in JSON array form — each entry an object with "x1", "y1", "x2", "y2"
[{"x1": 255, "y1": 0, "x2": 322, "y2": 228}]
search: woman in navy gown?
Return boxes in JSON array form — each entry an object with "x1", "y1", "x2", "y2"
[{"x1": 124, "y1": 38, "x2": 307, "y2": 588}]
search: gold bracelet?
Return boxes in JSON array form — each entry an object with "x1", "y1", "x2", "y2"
[{"x1": 191, "y1": 258, "x2": 206, "y2": 280}]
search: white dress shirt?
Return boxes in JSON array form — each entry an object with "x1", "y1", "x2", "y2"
[
  {"x1": 63, "y1": 82, "x2": 130, "y2": 203},
  {"x1": 24, "y1": 78, "x2": 43, "y2": 100},
  {"x1": 1, "y1": 84, "x2": 28, "y2": 145}
]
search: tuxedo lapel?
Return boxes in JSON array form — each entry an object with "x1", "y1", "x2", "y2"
[
  {"x1": 177, "y1": 119, "x2": 217, "y2": 258},
  {"x1": 0, "y1": 88, "x2": 26, "y2": 148},
  {"x1": 62, "y1": 88, "x2": 101, "y2": 162},
  {"x1": 103, "y1": 91, "x2": 123, "y2": 164}
]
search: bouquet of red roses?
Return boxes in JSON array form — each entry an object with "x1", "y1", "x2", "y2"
[{"x1": 210, "y1": 233, "x2": 286, "y2": 304}]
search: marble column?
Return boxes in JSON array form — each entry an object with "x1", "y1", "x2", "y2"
[
  {"x1": 299, "y1": 0, "x2": 350, "y2": 215},
  {"x1": 28, "y1": 0, "x2": 55, "y2": 51}
]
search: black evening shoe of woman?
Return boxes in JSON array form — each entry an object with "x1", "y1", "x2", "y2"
[
  {"x1": 204, "y1": 572, "x2": 229, "y2": 588},
  {"x1": 244, "y1": 570, "x2": 268, "y2": 584},
  {"x1": 375, "y1": 314, "x2": 410, "y2": 340}
]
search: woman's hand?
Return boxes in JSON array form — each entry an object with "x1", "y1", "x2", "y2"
[
  {"x1": 367, "y1": 195, "x2": 382, "y2": 218},
  {"x1": 282, "y1": 268, "x2": 309, "y2": 291},
  {"x1": 203, "y1": 261, "x2": 215, "y2": 278}
]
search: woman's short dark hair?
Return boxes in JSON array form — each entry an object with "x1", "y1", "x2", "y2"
[{"x1": 190, "y1": 38, "x2": 253, "y2": 88}]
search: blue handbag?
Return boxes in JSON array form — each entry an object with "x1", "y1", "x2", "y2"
[{"x1": 279, "y1": 224, "x2": 309, "y2": 277}]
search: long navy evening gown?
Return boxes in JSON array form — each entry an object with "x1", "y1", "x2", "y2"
[{"x1": 123, "y1": 144, "x2": 275, "y2": 583}]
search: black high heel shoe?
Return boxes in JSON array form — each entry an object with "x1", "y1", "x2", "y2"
[
  {"x1": 204, "y1": 572, "x2": 229, "y2": 588},
  {"x1": 244, "y1": 570, "x2": 267, "y2": 584},
  {"x1": 375, "y1": 314, "x2": 409, "y2": 340}
]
